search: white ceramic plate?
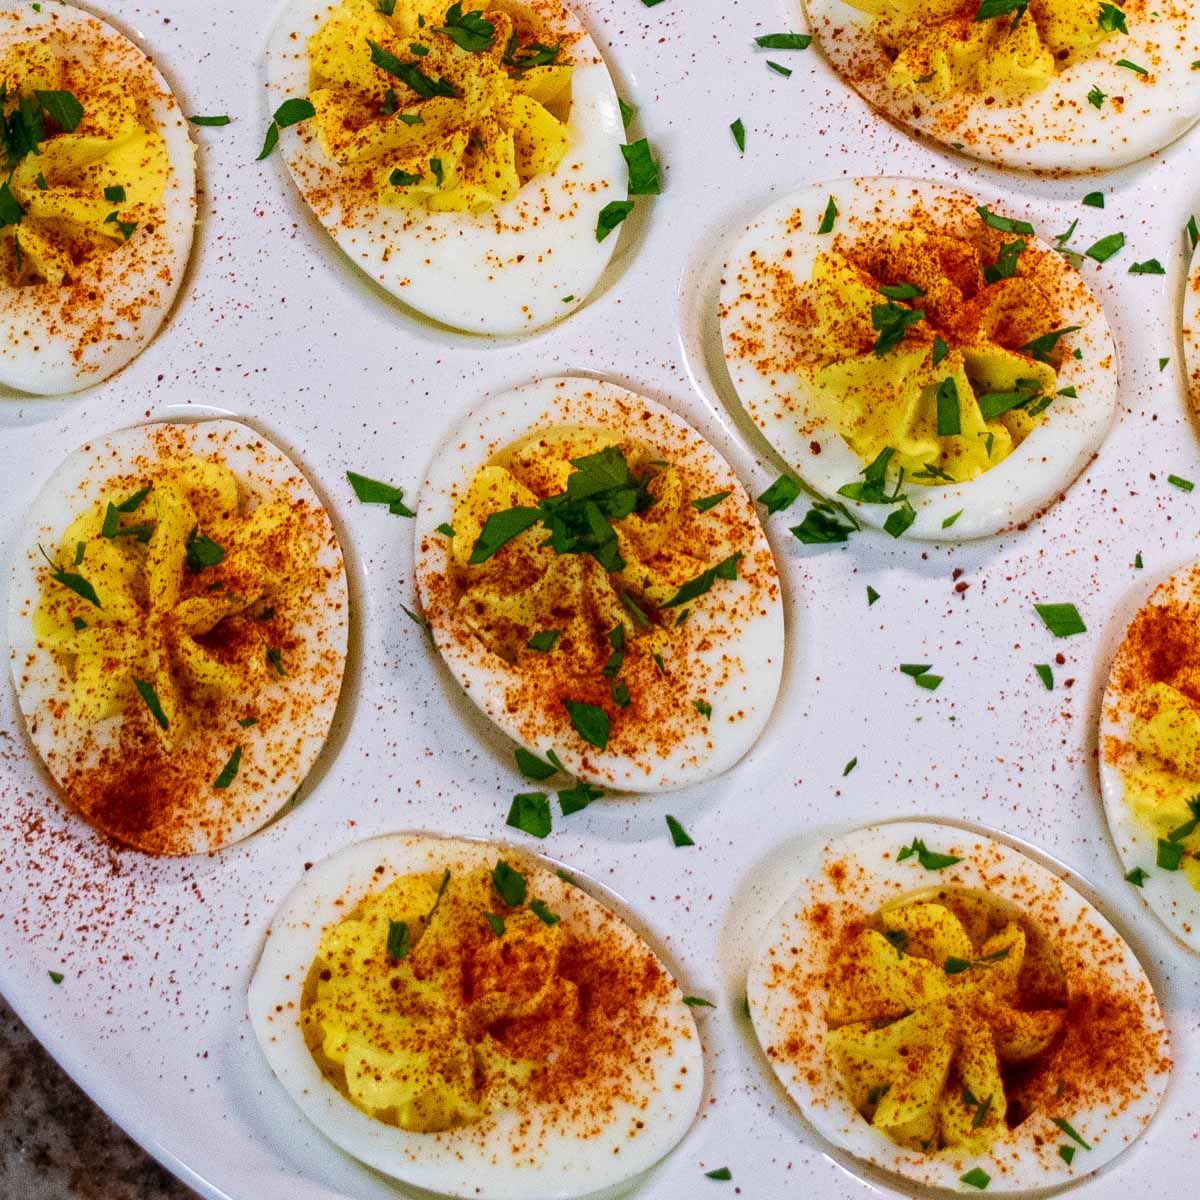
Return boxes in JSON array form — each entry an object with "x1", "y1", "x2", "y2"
[{"x1": 0, "y1": 1, "x2": 1198, "y2": 1199}]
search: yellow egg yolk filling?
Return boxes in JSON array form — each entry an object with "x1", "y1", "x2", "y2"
[
  {"x1": 448, "y1": 426, "x2": 737, "y2": 676},
  {"x1": 307, "y1": 0, "x2": 573, "y2": 214},
  {"x1": 301, "y1": 866, "x2": 573, "y2": 1132},
  {"x1": 0, "y1": 42, "x2": 169, "y2": 287},
  {"x1": 844, "y1": 0, "x2": 1117, "y2": 100},
  {"x1": 825, "y1": 893, "x2": 1067, "y2": 1155},
  {"x1": 805, "y1": 223, "x2": 1065, "y2": 487},
  {"x1": 1112, "y1": 682, "x2": 1200, "y2": 889},
  {"x1": 34, "y1": 457, "x2": 313, "y2": 746}
]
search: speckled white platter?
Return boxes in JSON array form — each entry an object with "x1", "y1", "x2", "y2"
[{"x1": 0, "y1": 1, "x2": 1199, "y2": 1199}]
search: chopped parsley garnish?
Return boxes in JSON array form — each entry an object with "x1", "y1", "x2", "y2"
[
  {"x1": 622, "y1": 138, "x2": 660, "y2": 195},
  {"x1": 103, "y1": 185, "x2": 126, "y2": 204},
  {"x1": 970, "y1": 1094, "x2": 993, "y2": 1128},
  {"x1": 1125, "y1": 866, "x2": 1149, "y2": 887},
  {"x1": 266, "y1": 646, "x2": 286, "y2": 676},
  {"x1": 185, "y1": 527, "x2": 225, "y2": 572},
  {"x1": 662, "y1": 552, "x2": 741, "y2": 608},
  {"x1": 791, "y1": 498, "x2": 859, "y2": 543},
  {"x1": 515, "y1": 747, "x2": 559, "y2": 780},
  {"x1": 1020, "y1": 326, "x2": 1080, "y2": 364},
  {"x1": 1085, "y1": 232, "x2": 1125, "y2": 263},
  {"x1": 1157, "y1": 838, "x2": 1185, "y2": 870},
  {"x1": 502, "y1": 35, "x2": 561, "y2": 71},
  {"x1": 526, "y1": 629, "x2": 560, "y2": 652},
  {"x1": 941, "y1": 509, "x2": 963, "y2": 529},
  {"x1": 596, "y1": 199, "x2": 634, "y2": 241},
  {"x1": 900, "y1": 663, "x2": 942, "y2": 691},
  {"x1": 48, "y1": 970, "x2": 63, "y2": 984},
  {"x1": 386, "y1": 919, "x2": 410, "y2": 960},
  {"x1": 897, "y1": 837, "x2": 962, "y2": 870},
  {"x1": 346, "y1": 470, "x2": 413, "y2": 514},
  {"x1": 1169, "y1": 474, "x2": 1194, "y2": 492},
  {"x1": 1189, "y1": 215, "x2": 1199, "y2": 251},
  {"x1": 530, "y1": 899, "x2": 560, "y2": 925},
  {"x1": 730, "y1": 118, "x2": 745, "y2": 152},
  {"x1": 960, "y1": 1167, "x2": 991, "y2": 1190},
  {"x1": 507, "y1": 792, "x2": 551, "y2": 837},
  {"x1": 485, "y1": 913, "x2": 505, "y2": 937},
  {"x1": 692, "y1": 490, "x2": 730, "y2": 512},
  {"x1": 602, "y1": 623, "x2": 626, "y2": 677},
  {"x1": 766, "y1": 60, "x2": 792, "y2": 77},
  {"x1": 618, "y1": 97, "x2": 636, "y2": 128},
  {"x1": 666, "y1": 814, "x2": 694, "y2": 847},
  {"x1": 754, "y1": 33, "x2": 812, "y2": 49},
  {"x1": 609, "y1": 678, "x2": 631, "y2": 708},
  {"x1": 683, "y1": 995, "x2": 715, "y2": 1008},
  {"x1": 693, "y1": 699, "x2": 713, "y2": 720},
  {"x1": 1116, "y1": 59, "x2": 1148, "y2": 75},
  {"x1": 976, "y1": 205, "x2": 1034, "y2": 236},
  {"x1": 944, "y1": 949, "x2": 1009, "y2": 974},
  {"x1": 188, "y1": 114, "x2": 231, "y2": 126},
  {"x1": 758, "y1": 474, "x2": 801, "y2": 514},
  {"x1": 1088, "y1": 85, "x2": 1107, "y2": 109},
  {"x1": 1034, "y1": 602, "x2": 1086, "y2": 637},
  {"x1": 1035, "y1": 663, "x2": 1054, "y2": 690},
  {"x1": 843, "y1": 757, "x2": 857, "y2": 776},
  {"x1": 878, "y1": 281, "x2": 924, "y2": 300},
  {"x1": 1127, "y1": 258, "x2": 1165, "y2": 276},
  {"x1": 1051, "y1": 1118, "x2": 1091, "y2": 1150},
  {"x1": 213, "y1": 745, "x2": 242, "y2": 789},
  {"x1": 983, "y1": 238, "x2": 1025, "y2": 283},
  {"x1": 1097, "y1": 3, "x2": 1126, "y2": 33},
  {"x1": 974, "y1": 0, "x2": 1027, "y2": 19},
  {"x1": 432, "y1": 3, "x2": 496, "y2": 52},
  {"x1": 35, "y1": 89, "x2": 83, "y2": 132},
  {"x1": 40, "y1": 545, "x2": 101, "y2": 608},
  {"x1": 133, "y1": 678, "x2": 169, "y2": 730},
  {"x1": 976, "y1": 381, "x2": 1044, "y2": 420},
  {"x1": 563, "y1": 700, "x2": 609, "y2": 749},
  {"x1": 931, "y1": 335, "x2": 950, "y2": 367},
  {"x1": 1059, "y1": 1145, "x2": 1076, "y2": 1165},
  {"x1": 492, "y1": 860, "x2": 526, "y2": 906},
  {"x1": 71, "y1": 617, "x2": 87, "y2": 631},
  {"x1": 257, "y1": 97, "x2": 316, "y2": 159},
  {"x1": 1082, "y1": 191, "x2": 1104, "y2": 208},
  {"x1": 872, "y1": 299, "x2": 925, "y2": 356},
  {"x1": 936, "y1": 376, "x2": 961, "y2": 436},
  {"x1": 429, "y1": 157, "x2": 444, "y2": 186},
  {"x1": 704, "y1": 1166, "x2": 733, "y2": 1181},
  {"x1": 389, "y1": 168, "x2": 423, "y2": 187},
  {"x1": 817, "y1": 195, "x2": 837, "y2": 234},
  {"x1": 558, "y1": 780, "x2": 602, "y2": 815},
  {"x1": 882, "y1": 928, "x2": 908, "y2": 957},
  {"x1": 367, "y1": 39, "x2": 458, "y2": 97}
]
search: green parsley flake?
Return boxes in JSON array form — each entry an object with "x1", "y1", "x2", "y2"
[
  {"x1": 563, "y1": 700, "x2": 609, "y2": 749},
  {"x1": 1082, "y1": 191, "x2": 1104, "y2": 208},
  {"x1": 621, "y1": 138, "x2": 660, "y2": 195},
  {"x1": 730, "y1": 119, "x2": 745, "y2": 152},
  {"x1": 897, "y1": 837, "x2": 962, "y2": 870},
  {"x1": 704, "y1": 1166, "x2": 733, "y2": 1180},
  {"x1": 867, "y1": 585, "x2": 880, "y2": 606},
  {"x1": 754, "y1": 33, "x2": 811, "y2": 49},
  {"x1": 1085, "y1": 232, "x2": 1125, "y2": 263},
  {"x1": 506, "y1": 792, "x2": 551, "y2": 838},
  {"x1": 526, "y1": 629, "x2": 560, "y2": 652},
  {"x1": 843, "y1": 757, "x2": 857, "y2": 776},
  {"x1": 387, "y1": 919, "x2": 410, "y2": 959},
  {"x1": 692, "y1": 490, "x2": 731, "y2": 513},
  {"x1": 1035, "y1": 663, "x2": 1054, "y2": 691},
  {"x1": 818, "y1": 195, "x2": 838, "y2": 234},
  {"x1": 213, "y1": 745, "x2": 242, "y2": 789},
  {"x1": 766, "y1": 60, "x2": 792, "y2": 77},
  {"x1": 596, "y1": 199, "x2": 634, "y2": 242},
  {"x1": 133, "y1": 678, "x2": 169, "y2": 730},
  {"x1": 666, "y1": 814, "x2": 694, "y2": 847},
  {"x1": 1034, "y1": 603, "x2": 1086, "y2": 637},
  {"x1": 189, "y1": 115, "x2": 231, "y2": 126},
  {"x1": 1169, "y1": 474, "x2": 1195, "y2": 492},
  {"x1": 346, "y1": 471, "x2": 413, "y2": 515},
  {"x1": 900, "y1": 663, "x2": 942, "y2": 691},
  {"x1": 960, "y1": 1166, "x2": 990, "y2": 1190},
  {"x1": 1124, "y1": 866, "x2": 1149, "y2": 887},
  {"x1": 758, "y1": 474, "x2": 801, "y2": 514}
]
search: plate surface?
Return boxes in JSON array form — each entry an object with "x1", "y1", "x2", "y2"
[{"x1": 0, "y1": 1, "x2": 1198, "y2": 1199}]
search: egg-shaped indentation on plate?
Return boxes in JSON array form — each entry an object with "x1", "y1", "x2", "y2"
[
  {"x1": 804, "y1": 0, "x2": 1200, "y2": 172},
  {"x1": 248, "y1": 833, "x2": 705, "y2": 1200},
  {"x1": 413, "y1": 375, "x2": 785, "y2": 792},
  {"x1": 719, "y1": 178, "x2": 1118, "y2": 541},
  {"x1": 265, "y1": 0, "x2": 627, "y2": 335},
  {"x1": 747, "y1": 820, "x2": 1170, "y2": 1194},
  {"x1": 1100, "y1": 563, "x2": 1200, "y2": 952},
  {"x1": 1183, "y1": 232, "x2": 1200, "y2": 404},
  {"x1": 7, "y1": 419, "x2": 350, "y2": 855},
  {"x1": 0, "y1": 3, "x2": 197, "y2": 395}
]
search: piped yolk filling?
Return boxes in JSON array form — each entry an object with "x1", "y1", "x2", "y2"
[
  {"x1": 33, "y1": 457, "x2": 313, "y2": 745},
  {"x1": 804, "y1": 220, "x2": 1066, "y2": 487},
  {"x1": 0, "y1": 42, "x2": 169, "y2": 287},
  {"x1": 825, "y1": 891, "x2": 1068, "y2": 1155},
  {"x1": 844, "y1": 0, "x2": 1117, "y2": 100},
  {"x1": 301, "y1": 866, "x2": 572, "y2": 1132},
  {"x1": 308, "y1": 0, "x2": 573, "y2": 214}
]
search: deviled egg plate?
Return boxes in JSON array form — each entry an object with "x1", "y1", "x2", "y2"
[
  {"x1": 747, "y1": 821, "x2": 1170, "y2": 1194},
  {"x1": 1101, "y1": 564, "x2": 1200, "y2": 952},
  {"x1": 0, "y1": 2, "x2": 197, "y2": 395},
  {"x1": 414, "y1": 376, "x2": 785, "y2": 792},
  {"x1": 720, "y1": 178, "x2": 1118, "y2": 540},
  {"x1": 804, "y1": 0, "x2": 1200, "y2": 172},
  {"x1": 249, "y1": 834, "x2": 704, "y2": 1200},
  {"x1": 7, "y1": 420, "x2": 349, "y2": 855},
  {"x1": 265, "y1": 0, "x2": 626, "y2": 334}
]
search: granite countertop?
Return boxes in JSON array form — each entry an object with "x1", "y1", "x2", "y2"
[{"x1": 0, "y1": 994, "x2": 197, "y2": 1200}]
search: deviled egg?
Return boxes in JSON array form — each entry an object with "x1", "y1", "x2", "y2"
[
  {"x1": 0, "y1": 2, "x2": 197, "y2": 395},
  {"x1": 747, "y1": 821, "x2": 1170, "y2": 1193},
  {"x1": 720, "y1": 178, "x2": 1118, "y2": 540},
  {"x1": 265, "y1": 0, "x2": 627, "y2": 334},
  {"x1": 248, "y1": 834, "x2": 704, "y2": 1199},
  {"x1": 413, "y1": 376, "x2": 784, "y2": 792},
  {"x1": 7, "y1": 419, "x2": 349, "y2": 855},
  {"x1": 804, "y1": 0, "x2": 1200, "y2": 171},
  {"x1": 1100, "y1": 564, "x2": 1200, "y2": 952}
]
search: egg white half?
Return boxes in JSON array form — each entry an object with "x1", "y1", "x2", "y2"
[
  {"x1": 413, "y1": 375, "x2": 785, "y2": 792},
  {"x1": 6, "y1": 418, "x2": 350, "y2": 855},
  {"x1": 719, "y1": 178, "x2": 1119, "y2": 541},
  {"x1": 804, "y1": 0, "x2": 1200, "y2": 172},
  {"x1": 265, "y1": 0, "x2": 626, "y2": 335},
  {"x1": 0, "y1": 3, "x2": 196, "y2": 396},
  {"x1": 747, "y1": 820, "x2": 1171, "y2": 1194},
  {"x1": 1183, "y1": 235, "x2": 1200, "y2": 402},
  {"x1": 248, "y1": 833, "x2": 705, "y2": 1200},
  {"x1": 1099, "y1": 564, "x2": 1200, "y2": 953}
]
